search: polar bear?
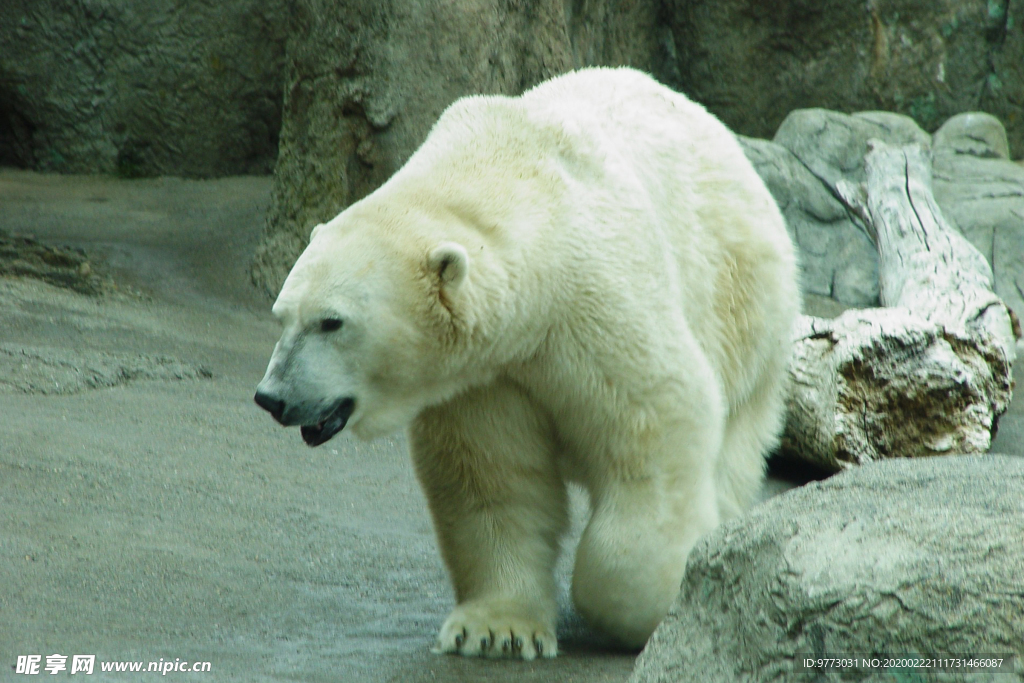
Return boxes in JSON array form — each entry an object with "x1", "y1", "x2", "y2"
[{"x1": 255, "y1": 67, "x2": 800, "y2": 659}]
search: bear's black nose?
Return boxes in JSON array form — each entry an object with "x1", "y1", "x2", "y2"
[{"x1": 254, "y1": 390, "x2": 286, "y2": 423}]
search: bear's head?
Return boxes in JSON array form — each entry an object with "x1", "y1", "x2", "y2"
[{"x1": 254, "y1": 204, "x2": 479, "y2": 446}]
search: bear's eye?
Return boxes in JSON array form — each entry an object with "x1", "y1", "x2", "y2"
[{"x1": 319, "y1": 317, "x2": 344, "y2": 333}]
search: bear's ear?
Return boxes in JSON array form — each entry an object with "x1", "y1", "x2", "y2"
[
  {"x1": 309, "y1": 223, "x2": 324, "y2": 241},
  {"x1": 428, "y1": 242, "x2": 469, "y2": 292}
]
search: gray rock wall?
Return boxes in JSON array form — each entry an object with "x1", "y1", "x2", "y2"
[
  {"x1": 4, "y1": 1, "x2": 1022, "y2": 182},
  {"x1": 251, "y1": 0, "x2": 1024, "y2": 295},
  {"x1": 669, "y1": 0, "x2": 1024, "y2": 159},
  {"x1": 0, "y1": 0, "x2": 286, "y2": 177}
]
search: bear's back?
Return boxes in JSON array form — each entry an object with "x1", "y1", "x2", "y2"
[{"x1": 519, "y1": 69, "x2": 798, "y2": 403}]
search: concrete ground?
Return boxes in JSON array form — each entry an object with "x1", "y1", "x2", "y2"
[{"x1": 1, "y1": 169, "x2": 1020, "y2": 682}]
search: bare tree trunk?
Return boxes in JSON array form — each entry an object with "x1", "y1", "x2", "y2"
[{"x1": 781, "y1": 143, "x2": 1019, "y2": 471}]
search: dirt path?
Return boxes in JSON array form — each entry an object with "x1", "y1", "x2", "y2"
[{"x1": 1, "y1": 169, "x2": 1019, "y2": 682}]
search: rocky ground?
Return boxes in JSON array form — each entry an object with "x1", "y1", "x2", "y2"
[{"x1": 0, "y1": 169, "x2": 1019, "y2": 682}]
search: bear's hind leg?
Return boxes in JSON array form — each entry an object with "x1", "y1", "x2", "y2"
[
  {"x1": 571, "y1": 404, "x2": 724, "y2": 649},
  {"x1": 409, "y1": 379, "x2": 567, "y2": 660},
  {"x1": 715, "y1": 372, "x2": 787, "y2": 520}
]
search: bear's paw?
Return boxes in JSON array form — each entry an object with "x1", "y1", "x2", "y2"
[{"x1": 431, "y1": 599, "x2": 557, "y2": 660}]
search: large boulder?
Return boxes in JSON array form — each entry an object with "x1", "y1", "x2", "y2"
[
  {"x1": 630, "y1": 455, "x2": 1024, "y2": 683},
  {"x1": 0, "y1": 0, "x2": 287, "y2": 177}
]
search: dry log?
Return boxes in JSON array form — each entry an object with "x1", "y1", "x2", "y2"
[{"x1": 781, "y1": 142, "x2": 1018, "y2": 471}]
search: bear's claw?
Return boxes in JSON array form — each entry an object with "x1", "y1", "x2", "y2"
[{"x1": 432, "y1": 602, "x2": 557, "y2": 660}]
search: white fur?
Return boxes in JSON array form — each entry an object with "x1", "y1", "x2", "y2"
[{"x1": 258, "y1": 67, "x2": 800, "y2": 658}]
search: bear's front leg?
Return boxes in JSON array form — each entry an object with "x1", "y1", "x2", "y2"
[{"x1": 409, "y1": 380, "x2": 567, "y2": 660}]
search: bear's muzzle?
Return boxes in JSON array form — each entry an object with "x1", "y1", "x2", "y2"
[{"x1": 254, "y1": 391, "x2": 356, "y2": 447}]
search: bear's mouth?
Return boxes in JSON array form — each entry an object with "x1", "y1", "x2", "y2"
[{"x1": 301, "y1": 397, "x2": 356, "y2": 447}]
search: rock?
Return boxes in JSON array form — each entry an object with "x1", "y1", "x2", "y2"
[
  {"x1": 630, "y1": 455, "x2": 1024, "y2": 683},
  {"x1": 0, "y1": 0, "x2": 287, "y2": 177},
  {"x1": 773, "y1": 109, "x2": 931, "y2": 189},
  {"x1": 0, "y1": 229, "x2": 110, "y2": 295},
  {"x1": 739, "y1": 136, "x2": 878, "y2": 307},
  {"x1": 0, "y1": 343, "x2": 213, "y2": 395},
  {"x1": 250, "y1": 0, "x2": 665, "y2": 295},
  {"x1": 934, "y1": 113, "x2": 1012, "y2": 160},
  {"x1": 932, "y1": 116, "x2": 1024, "y2": 320}
]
